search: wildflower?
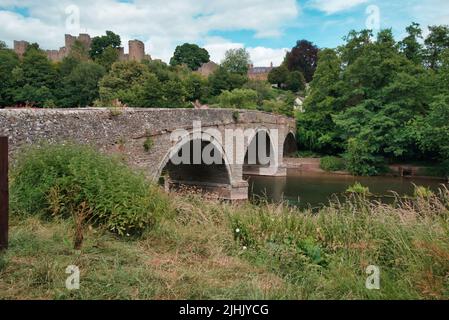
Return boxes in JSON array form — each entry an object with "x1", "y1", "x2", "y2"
[{"x1": 235, "y1": 228, "x2": 240, "y2": 233}]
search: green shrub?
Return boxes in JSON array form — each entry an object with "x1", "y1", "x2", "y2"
[
  {"x1": 143, "y1": 137, "x2": 154, "y2": 152},
  {"x1": 344, "y1": 138, "x2": 384, "y2": 176},
  {"x1": 320, "y1": 156, "x2": 346, "y2": 172},
  {"x1": 346, "y1": 182, "x2": 371, "y2": 196},
  {"x1": 10, "y1": 143, "x2": 171, "y2": 236},
  {"x1": 232, "y1": 111, "x2": 240, "y2": 122},
  {"x1": 420, "y1": 160, "x2": 449, "y2": 177},
  {"x1": 218, "y1": 88, "x2": 258, "y2": 110}
]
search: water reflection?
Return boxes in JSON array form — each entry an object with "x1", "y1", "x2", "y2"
[{"x1": 247, "y1": 171, "x2": 447, "y2": 209}]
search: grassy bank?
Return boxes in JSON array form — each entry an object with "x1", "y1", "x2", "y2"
[
  {"x1": 0, "y1": 144, "x2": 448, "y2": 299},
  {"x1": 1, "y1": 190, "x2": 448, "y2": 299}
]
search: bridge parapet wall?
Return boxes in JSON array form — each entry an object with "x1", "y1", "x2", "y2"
[{"x1": 0, "y1": 108, "x2": 296, "y2": 199}]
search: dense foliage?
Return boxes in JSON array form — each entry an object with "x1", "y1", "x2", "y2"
[
  {"x1": 319, "y1": 156, "x2": 346, "y2": 172},
  {"x1": 10, "y1": 144, "x2": 171, "y2": 236},
  {"x1": 0, "y1": 35, "x2": 295, "y2": 116},
  {"x1": 298, "y1": 24, "x2": 449, "y2": 175},
  {"x1": 169, "y1": 43, "x2": 210, "y2": 70},
  {"x1": 284, "y1": 39, "x2": 319, "y2": 82}
]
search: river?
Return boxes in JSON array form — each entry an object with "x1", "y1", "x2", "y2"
[{"x1": 247, "y1": 171, "x2": 447, "y2": 209}]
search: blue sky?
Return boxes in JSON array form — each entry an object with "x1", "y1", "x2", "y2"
[{"x1": 0, "y1": 0, "x2": 448, "y2": 65}]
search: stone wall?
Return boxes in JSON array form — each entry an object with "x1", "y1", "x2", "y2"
[{"x1": 0, "y1": 108, "x2": 296, "y2": 199}]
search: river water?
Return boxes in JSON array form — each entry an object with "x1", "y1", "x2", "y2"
[{"x1": 247, "y1": 171, "x2": 447, "y2": 209}]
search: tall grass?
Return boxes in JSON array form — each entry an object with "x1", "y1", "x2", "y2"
[
  {"x1": 229, "y1": 190, "x2": 449, "y2": 299},
  {"x1": 2, "y1": 144, "x2": 448, "y2": 299},
  {"x1": 10, "y1": 143, "x2": 172, "y2": 236}
]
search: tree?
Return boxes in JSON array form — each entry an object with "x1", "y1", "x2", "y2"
[
  {"x1": 140, "y1": 73, "x2": 164, "y2": 107},
  {"x1": 0, "y1": 49, "x2": 19, "y2": 106},
  {"x1": 90, "y1": 31, "x2": 121, "y2": 59},
  {"x1": 243, "y1": 80, "x2": 275, "y2": 106},
  {"x1": 218, "y1": 89, "x2": 258, "y2": 110},
  {"x1": 99, "y1": 60, "x2": 152, "y2": 106},
  {"x1": 284, "y1": 40, "x2": 319, "y2": 82},
  {"x1": 0, "y1": 40, "x2": 7, "y2": 50},
  {"x1": 414, "y1": 95, "x2": 449, "y2": 161},
  {"x1": 95, "y1": 46, "x2": 119, "y2": 70},
  {"x1": 221, "y1": 48, "x2": 251, "y2": 75},
  {"x1": 12, "y1": 47, "x2": 57, "y2": 106},
  {"x1": 344, "y1": 138, "x2": 383, "y2": 176},
  {"x1": 144, "y1": 59, "x2": 171, "y2": 82},
  {"x1": 59, "y1": 61, "x2": 106, "y2": 107},
  {"x1": 183, "y1": 73, "x2": 209, "y2": 102},
  {"x1": 437, "y1": 49, "x2": 449, "y2": 94},
  {"x1": 285, "y1": 71, "x2": 306, "y2": 92},
  {"x1": 339, "y1": 30, "x2": 372, "y2": 66},
  {"x1": 297, "y1": 49, "x2": 343, "y2": 153},
  {"x1": 399, "y1": 22, "x2": 424, "y2": 64},
  {"x1": 70, "y1": 39, "x2": 90, "y2": 62},
  {"x1": 268, "y1": 65, "x2": 289, "y2": 87},
  {"x1": 170, "y1": 43, "x2": 210, "y2": 70},
  {"x1": 162, "y1": 80, "x2": 187, "y2": 108},
  {"x1": 424, "y1": 25, "x2": 449, "y2": 69},
  {"x1": 209, "y1": 66, "x2": 247, "y2": 96}
]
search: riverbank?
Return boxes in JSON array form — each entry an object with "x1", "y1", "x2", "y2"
[
  {"x1": 284, "y1": 157, "x2": 448, "y2": 181},
  {"x1": 1, "y1": 190, "x2": 448, "y2": 300},
  {"x1": 2, "y1": 144, "x2": 448, "y2": 300}
]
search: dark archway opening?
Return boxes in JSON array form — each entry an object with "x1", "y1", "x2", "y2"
[
  {"x1": 160, "y1": 139, "x2": 231, "y2": 194},
  {"x1": 283, "y1": 132, "x2": 298, "y2": 157},
  {"x1": 243, "y1": 131, "x2": 275, "y2": 173}
]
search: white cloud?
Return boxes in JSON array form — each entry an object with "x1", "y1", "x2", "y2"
[
  {"x1": 307, "y1": 0, "x2": 368, "y2": 14},
  {"x1": 247, "y1": 46, "x2": 287, "y2": 66},
  {"x1": 0, "y1": 0, "x2": 299, "y2": 64},
  {"x1": 203, "y1": 37, "x2": 286, "y2": 66}
]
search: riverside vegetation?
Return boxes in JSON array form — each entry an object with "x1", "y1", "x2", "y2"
[
  {"x1": 0, "y1": 144, "x2": 448, "y2": 300},
  {"x1": 2, "y1": 23, "x2": 449, "y2": 177}
]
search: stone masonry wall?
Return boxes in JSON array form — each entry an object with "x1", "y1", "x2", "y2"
[{"x1": 0, "y1": 108, "x2": 296, "y2": 183}]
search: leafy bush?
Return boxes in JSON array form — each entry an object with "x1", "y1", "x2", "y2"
[
  {"x1": 217, "y1": 88, "x2": 258, "y2": 109},
  {"x1": 10, "y1": 143, "x2": 171, "y2": 236},
  {"x1": 344, "y1": 138, "x2": 384, "y2": 176},
  {"x1": 320, "y1": 156, "x2": 346, "y2": 172},
  {"x1": 346, "y1": 182, "x2": 371, "y2": 196},
  {"x1": 143, "y1": 137, "x2": 154, "y2": 152},
  {"x1": 420, "y1": 160, "x2": 449, "y2": 177}
]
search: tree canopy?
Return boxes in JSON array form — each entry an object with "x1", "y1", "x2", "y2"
[
  {"x1": 284, "y1": 40, "x2": 319, "y2": 82},
  {"x1": 297, "y1": 24, "x2": 449, "y2": 175},
  {"x1": 89, "y1": 31, "x2": 121, "y2": 59},
  {"x1": 221, "y1": 48, "x2": 251, "y2": 75},
  {"x1": 169, "y1": 43, "x2": 210, "y2": 70}
]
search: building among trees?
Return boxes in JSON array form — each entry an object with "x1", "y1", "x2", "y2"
[{"x1": 247, "y1": 63, "x2": 274, "y2": 81}]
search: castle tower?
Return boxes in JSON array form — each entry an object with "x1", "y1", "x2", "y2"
[
  {"x1": 64, "y1": 34, "x2": 77, "y2": 54},
  {"x1": 13, "y1": 40, "x2": 29, "y2": 57},
  {"x1": 128, "y1": 40, "x2": 145, "y2": 61},
  {"x1": 77, "y1": 34, "x2": 92, "y2": 50}
]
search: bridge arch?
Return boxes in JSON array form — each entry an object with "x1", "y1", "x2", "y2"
[
  {"x1": 157, "y1": 130, "x2": 234, "y2": 196},
  {"x1": 243, "y1": 127, "x2": 279, "y2": 176},
  {"x1": 283, "y1": 131, "x2": 297, "y2": 157}
]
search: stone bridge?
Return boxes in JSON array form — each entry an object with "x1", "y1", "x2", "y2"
[{"x1": 0, "y1": 108, "x2": 297, "y2": 200}]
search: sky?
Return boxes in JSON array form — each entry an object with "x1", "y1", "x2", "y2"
[{"x1": 0, "y1": 0, "x2": 448, "y2": 66}]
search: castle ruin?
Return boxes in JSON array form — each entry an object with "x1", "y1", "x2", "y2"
[{"x1": 13, "y1": 34, "x2": 151, "y2": 62}]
